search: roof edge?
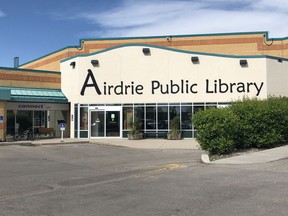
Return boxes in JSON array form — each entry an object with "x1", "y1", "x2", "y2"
[
  {"x1": 20, "y1": 31, "x2": 288, "y2": 67},
  {"x1": 81, "y1": 31, "x2": 272, "y2": 41},
  {"x1": 0, "y1": 66, "x2": 60, "y2": 74},
  {"x1": 61, "y1": 43, "x2": 288, "y2": 63},
  {"x1": 0, "y1": 86, "x2": 62, "y2": 91}
]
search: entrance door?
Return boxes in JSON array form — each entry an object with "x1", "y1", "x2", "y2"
[
  {"x1": 90, "y1": 108, "x2": 121, "y2": 138},
  {"x1": 106, "y1": 111, "x2": 120, "y2": 137},
  {"x1": 90, "y1": 111, "x2": 105, "y2": 137}
]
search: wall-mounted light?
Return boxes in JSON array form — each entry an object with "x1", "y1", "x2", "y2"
[
  {"x1": 70, "y1": 61, "x2": 76, "y2": 69},
  {"x1": 142, "y1": 48, "x2": 150, "y2": 55},
  {"x1": 191, "y1": 56, "x2": 199, "y2": 64},
  {"x1": 91, "y1": 59, "x2": 99, "y2": 66},
  {"x1": 239, "y1": 59, "x2": 248, "y2": 67},
  {"x1": 166, "y1": 35, "x2": 172, "y2": 42}
]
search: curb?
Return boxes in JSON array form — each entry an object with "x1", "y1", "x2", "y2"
[
  {"x1": 0, "y1": 141, "x2": 33, "y2": 146},
  {"x1": 32, "y1": 140, "x2": 90, "y2": 146},
  {"x1": 201, "y1": 154, "x2": 211, "y2": 164},
  {"x1": 0, "y1": 140, "x2": 90, "y2": 147}
]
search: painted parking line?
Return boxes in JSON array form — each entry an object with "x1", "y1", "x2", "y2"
[
  {"x1": 59, "y1": 163, "x2": 187, "y2": 187},
  {"x1": 0, "y1": 185, "x2": 54, "y2": 202}
]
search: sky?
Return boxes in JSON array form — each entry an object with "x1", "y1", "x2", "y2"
[{"x1": 0, "y1": 0, "x2": 287, "y2": 68}]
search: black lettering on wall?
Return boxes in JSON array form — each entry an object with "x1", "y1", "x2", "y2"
[{"x1": 80, "y1": 69, "x2": 102, "y2": 96}]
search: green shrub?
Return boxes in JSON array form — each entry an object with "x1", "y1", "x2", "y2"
[
  {"x1": 230, "y1": 98, "x2": 287, "y2": 149},
  {"x1": 267, "y1": 97, "x2": 288, "y2": 140},
  {"x1": 193, "y1": 108, "x2": 239, "y2": 155},
  {"x1": 167, "y1": 116, "x2": 181, "y2": 140},
  {"x1": 128, "y1": 118, "x2": 142, "y2": 135},
  {"x1": 193, "y1": 97, "x2": 288, "y2": 155},
  {"x1": 171, "y1": 116, "x2": 180, "y2": 133}
]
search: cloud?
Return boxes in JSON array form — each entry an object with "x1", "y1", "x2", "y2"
[
  {"x1": 0, "y1": 10, "x2": 6, "y2": 17},
  {"x1": 81, "y1": 0, "x2": 196, "y2": 28},
  {"x1": 65, "y1": 0, "x2": 288, "y2": 38},
  {"x1": 252, "y1": 0, "x2": 288, "y2": 12}
]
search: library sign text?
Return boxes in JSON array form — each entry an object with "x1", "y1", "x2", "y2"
[{"x1": 80, "y1": 69, "x2": 264, "y2": 97}]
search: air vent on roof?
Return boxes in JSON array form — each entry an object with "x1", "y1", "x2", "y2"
[{"x1": 14, "y1": 57, "x2": 19, "y2": 68}]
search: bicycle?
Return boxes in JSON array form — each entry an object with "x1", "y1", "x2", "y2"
[{"x1": 13, "y1": 128, "x2": 35, "y2": 141}]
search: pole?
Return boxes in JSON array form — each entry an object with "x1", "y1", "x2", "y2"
[
  {"x1": 61, "y1": 129, "x2": 64, "y2": 142},
  {"x1": 60, "y1": 123, "x2": 65, "y2": 142}
]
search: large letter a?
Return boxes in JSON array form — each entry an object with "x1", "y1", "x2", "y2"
[{"x1": 80, "y1": 69, "x2": 102, "y2": 96}]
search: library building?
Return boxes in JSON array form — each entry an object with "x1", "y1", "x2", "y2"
[{"x1": 0, "y1": 31, "x2": 287, "y2": 141}]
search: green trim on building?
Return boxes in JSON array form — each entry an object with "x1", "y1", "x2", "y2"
[
  {"x1": 0, "y1": 89, "x2": 11, "y2": 100},
  {"x1": 61, "y1": 43, "x2": 288, "y2": 63},
  {"x1": 0, "y1": 87, "x2": 67, "y2": 103},
  {"x1": 20, "y1": 31, "x2": 288, "y2": 67},
  {"x1": 80, "y1": 31, "x2": 268, "y2": 41},
  {"x1": 0, "y1": 66, "x2": 60, "y2": 74}
]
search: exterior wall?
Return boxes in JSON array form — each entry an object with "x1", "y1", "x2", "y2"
[
  {"x1": 267, "y1": 59, "x2": 288, "y2": 97},
  {"x1": 61, "y1": 45, "x2": 268, "y2": 105},
  {"x1": 0, "y1": 101, "x2": 5, "y2": 141},
  {"x1": 0, "y1": 67, "x2": 61, "y2": 89},
  {"x1": 5, "y1": 102, "x2": 70, "y2": 138},
  {"x1": 21, "y1": 32, "x2": 288, "y2": 72},
  {"x1": 0, "y1": 67, "x2": 63, "y2": 140},
  {"x1": 61, "y1": 45, "x2": 282, "y2": 139}
]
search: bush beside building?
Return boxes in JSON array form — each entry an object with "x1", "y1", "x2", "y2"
[{"x1": 193, "y1": 97, "x2": 288, "y2": 155}]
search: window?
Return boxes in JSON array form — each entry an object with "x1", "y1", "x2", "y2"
[
  {"x1": 146, "y1": 106, "x2": 156, "y2": 129},
  {"x1": 169, "y1": 105, "x2": 180, "y2": 129},
  {"x1": 80, "y1": 107, "x2": 88, "y2": 130},
  {"x1": 134, "y1": 106, "x2": 144, "y2": 130},
  {"x1": 158, "y1": 106, "x2": 168, "y2": 130},
  {"x1": 123, "y1": 106, "x2": 133, "y2": 130},
  {"x1": 181, "y1": 106, "x2": 192, "y2": 130}
]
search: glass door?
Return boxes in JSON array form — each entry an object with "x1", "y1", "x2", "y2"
[
  {"x1": 90, "y1": 110, "x2": 105, "y2": 137},
  {"x1": 90, "y1": 108, "x2": 121, "y2": 138},
  {"x1": 106, "y1": 111, "x2": 120, "y2": 137}
]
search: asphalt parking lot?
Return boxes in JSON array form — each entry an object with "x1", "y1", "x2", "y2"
[{"x1": 1, "y1": 143, "x2": 288, "y2": 216}]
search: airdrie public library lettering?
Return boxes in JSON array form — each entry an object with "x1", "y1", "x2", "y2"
[
  {"x1": 61, "y1": 45, "x2": 287, "y2": 139},
  {"x1": 81, "y1": 72, "x2": 264, "y2": 96}
]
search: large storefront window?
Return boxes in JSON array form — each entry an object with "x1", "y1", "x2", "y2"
[
  {"x1": 6, "y1": 103, "x2": 69, "y2": 138},
  {"x1": 146, "y1": 106, "x2": 156, "y2": 129},
  {"x1": 169, "y1": 104, "x2": 180, "y2": 130},
  {"x1": 123, "y1": 106, "x2": 133, "y2": 130},
  {"x1": 192, "y1": 103, "x2": 205, "y2": 131},
  {"x1": 193, "y1": 103, "x2": 205, "y2": 113},
  {"x1": 80, "y1": 107, "x2": 88, "y2": 130},
  {"x1": 134, "y1": 105, "x2": 144, "y2": 130},
  {"x1": 181, "y1": 105, "x2": 192, "y2": 130},
  {"x1": 34, "y1": 111, "x2": 47, "y2": 128},
  {"x1": 7, "y1": 111, "x2": 46, "y2": 134},
  {"x1": 74, "y1": 102, "x2": 228, "y2": 139},
  {"x1": 158, "y1": 106, "x2": 168, "y2": 130},
  {"x1": 6, "y1": 110, "x2": 33, "y2": 135},
  {"x1": 77, "y1": 105, "x2": 89, "y2": 138}
]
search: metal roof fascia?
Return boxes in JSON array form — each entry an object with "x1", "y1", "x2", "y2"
[{"x1": 0, "y1": 89, "x2": 11, "y2": 100}]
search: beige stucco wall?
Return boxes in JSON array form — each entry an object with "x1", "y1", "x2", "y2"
[
  {"x1": 61, "y1": 45, "x2": 269, "y2": 104},
  {"x1": 266, "y1": 59, "x2": 288, "y2": 97}
]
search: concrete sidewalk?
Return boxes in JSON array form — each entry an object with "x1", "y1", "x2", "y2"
[
  {"x1": 0, "y1": 138, "x2": 200, "y2": 150},
  {"x1": 210, "y1": 145, "x2": 288, "y2": 165},
  {"x1": 89, "y1": 138, "x2": 200, "y2": 150}
]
